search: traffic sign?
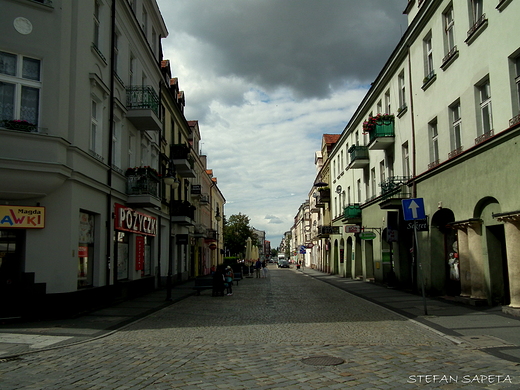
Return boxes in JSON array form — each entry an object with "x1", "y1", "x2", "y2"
[{"x1": 402, "y1": 198, "x2": 426, "y2": 221}]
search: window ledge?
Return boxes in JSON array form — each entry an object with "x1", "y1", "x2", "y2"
[
  {"x1": 91, "y1": 43, "x2": 108, "y2": 66},
  {"x1": 497, "y1": 0, "x2": 512, "y2": 12},
  {"x1": 421, "y1": 73, "x2": 437, "y2": 91},
  {"x1": 465, "y1": 15, "x2": 488, "y2": 45},
  {"x1": 441, "y1": 47, "x2": 459, "y2": 71},
  {"x1": 397, "y1": 105, "x2": 408, "y2": 118}
]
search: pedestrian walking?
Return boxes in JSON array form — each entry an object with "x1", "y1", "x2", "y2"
[
  {"x1": 254, "y1": 259, "x2": 262, "y2": 278},
  {"x1": 212, "y1": 265, "x2": 225, "y2": 296},
  {"x1": 225, "y1": 266, "x2": 234, "y2": 296},
  {"x1": 262, "y1": 263, "x2": 268, "y2": 278}
]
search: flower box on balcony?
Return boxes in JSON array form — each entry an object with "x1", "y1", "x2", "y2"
[
  {"x1": 2, "y1": 119, "x2": 37, "y2": 132},
  {"x1": 343, "y1": 204, "x2": 361, "y2": 220}
]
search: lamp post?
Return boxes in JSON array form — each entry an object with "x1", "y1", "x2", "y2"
[{"x1": 164, "y1": 161, "x2": 179, "y2": 301}]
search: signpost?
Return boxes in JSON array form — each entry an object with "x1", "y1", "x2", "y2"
[{"x1": 402, "y1": 198, "x2": 428, "y2": 315}]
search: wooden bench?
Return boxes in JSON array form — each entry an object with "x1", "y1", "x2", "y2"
[{"x1": 193, "y1": 278, "x2": 214, "y2": 295}]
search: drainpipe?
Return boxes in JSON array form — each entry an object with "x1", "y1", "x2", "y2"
[
  {"x1": 407, "y1": 45, "x2": 417, "y2": 198},
  {"x1": 106, "y1": 0, "x2": 116, "y2": 287}
]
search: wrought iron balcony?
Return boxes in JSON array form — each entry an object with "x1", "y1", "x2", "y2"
[
  {"x1": 126, "y1": 168, "x2": 161, "y2": 208},
  {"x1": 126, "y1": 86, "x2": 161, "y2": 131},
  {"x1": 171, "y1": 144, "x2": 195, "y2": 178},
  {"x1": 379, "y1": 176, "x2": 411, "y2": 209},
  {"x1": 317, "y1": 225, "x2": 340, "y2": 238},
  {"x1": 348, "y1": 145, "x2": 369, "y2": 168},
  {"x1": 170, "y1": 200, "x2": 196, "y2": 225}
]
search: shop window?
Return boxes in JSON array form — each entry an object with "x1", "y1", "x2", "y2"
[
  {"x1": 117, "y1": 232, "x2": 129, "y2": 280},
  {"x1": 78, "y1": 212, "x2": 95, "y2": 288}
]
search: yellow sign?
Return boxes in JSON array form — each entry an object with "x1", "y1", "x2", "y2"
[{"x1": 0, "y1": 206, "x2": 45, "y2": 229}]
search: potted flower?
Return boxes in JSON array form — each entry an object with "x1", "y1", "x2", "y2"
[{"x1": 2, "y1": 119, "x2": 37, "y2": 132}]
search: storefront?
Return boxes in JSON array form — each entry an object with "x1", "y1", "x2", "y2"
[
  {"x1": 114, "y1": 204, "x2": 156, "y2": 285},
  {"x1": 0, "y1": 205, "x2": 45, "y2": 318}
]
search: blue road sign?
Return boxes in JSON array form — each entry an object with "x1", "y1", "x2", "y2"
[{"x1": 402, "y1": 198, "x2": 426, "y2": 221}]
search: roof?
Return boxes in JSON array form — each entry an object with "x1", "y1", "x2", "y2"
[{"x1": 323, "y1": 134, "x2": 341, "y2": 145}]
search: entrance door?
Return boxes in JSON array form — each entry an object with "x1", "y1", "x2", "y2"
[
  {"x1": 487, "y1": 225, "x2": 509, "y2": 305},
  {"x1": 0, "y1": 230, "x2": 25, "y2": 318}
]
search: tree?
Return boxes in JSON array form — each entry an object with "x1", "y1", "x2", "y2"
[{"x1": 223, "y1": 213, "x2": 255, "y2": 258}]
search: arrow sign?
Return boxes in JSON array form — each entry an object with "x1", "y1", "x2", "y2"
[{"x1": 402, "y1": 198, "x2": 426, "y2": 221}]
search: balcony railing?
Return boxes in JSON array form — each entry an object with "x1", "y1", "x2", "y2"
[
  {"x1": 171, "y1": 144, "x2": 195, "y2": 177},
  {"x1": 126, "y1": 86, "x2": 160, "y2": 116},
  {"x1": 467, "y1": 13, "x2": 487, "y2": 40},
  {"x1": 475, "y1": 130, "x2": 494, "y2": 145},
  {"x1": 380, "y1": 176, "x2": 411, "y2": 200},
  {"x1": 448, "y1": 146, "x2": 464, "y2": 159},
  {"x1": 317, "y1": 225, "x2": 340, "y2": 237},
  {"x1": 348, "y1": 145, "x2": 369, "y2": 168},
  {"x1": 126, "y1": 170, "x2": 160, "y2": 198},
  {"x1": 170, "y1": 200, "x2": 195, "y2": 220},
  {"x1": 365, "y1": 115, "x2": 395, "y2": 150},
  {"x1": 343, "y1": 204, "x2": 361, "y2": 220}
]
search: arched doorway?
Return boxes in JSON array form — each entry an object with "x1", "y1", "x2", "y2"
[
  {"x1": 339, "y1": 238, "x2": 345, "y2": 277},
  {"x1": 346, "y1": 237, "x2": 353, "y2": 278},
  {"x1": 333, "y1": 239, "x2": 339, "y2": 274},
  {"x1": 431, "y1": 209, "x2": 457, "y2": 295}
]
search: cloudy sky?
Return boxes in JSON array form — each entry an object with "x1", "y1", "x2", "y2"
[{"x1": 156, "y1": 0, "x2": 407, "y2": 246}]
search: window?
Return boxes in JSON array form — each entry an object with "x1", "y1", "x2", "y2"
[
  {"x1": 429, "y1": 119, "x2": 439, "y2": 167},
  {"x1": 129, "y1": 54, "x2": 135, "y2": 86},
  {"x1": 377, "y1": 100, "x2": 382, "y2": 114},
  {"x1": 385, "y1": 90, "x2": 391, "y2": 114},
  {"x1": 0, "y1": 51, "x2": 41, "y2": 126},
  {"x1": 93, "y1": 0, "x2": 101, "y2": 48},
  {"x1": 470, "y1": 0, "x2": 483, "y2": 24},
  {"x1": 402, "y1": 142, "x2": 410, "y2": 177},
  {"x1": 112, "y1": 118, "x2": 122, "y2": 168},
  {"x1": 380, "y1": 160, "x2": 386, "y2": 186},
  {"x1": 371, "y1": 168, "x2": 376, "y2": 197},
  {"x1": 423, "y1": 34, "x2": 434, "y2": 80},
  {"x1": 478, "y1": 80, "x2": 493, "y2": 137},
  {"x1": 340, "y1": 150, "x2": 344, "y2": 172},
  {"x1": 356, "y1": 179, "x2": 361, "y2": 203},
  {"x1": 449, "y1": 101, "x2": 463, "y2": 157},
  {"x1": 128, "y1": 132, "x2": 136, "y2": 167},
  {"x1": 444, "y1": 5, "x2": 455, "y2": 53},
  {"x1": 398, "y1": 71, "x2": 406, "y2": 110},
  {"x1": 114, "y1": 31, "x2": 120, "y2": 76},
  {"x1": 90, "y1": 100, "x2": 103, "y2": 155},
  {"x1": 142, "y1": 5, "x2": 148, "y2": 35},
  {"x1": 515, "y1": 56, "x2": 520, "y2": 113},
  {"x1": 78, "y1": 212, "x2": 96, "y2": 288}
]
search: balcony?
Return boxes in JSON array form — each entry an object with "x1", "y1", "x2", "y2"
[
  {"x1": 0, "y1": 127, "x2": 70, "y2": 200},
  {"x1": 343, "y1": 204, "x2": 361, "y2": 223},
  {"x1": 347, "y1": 145, "x2": 369, "y2": 168},
  {"x1": 126, "y1": 86, "x2": 162, "y2": 131},
  {"x1": 317, "y1": 225, "x2": 340, "y2": 238},
  {"x1": 126, "y1": 168, "x2": 161, "y2": 208},
  {"x1": 171, "y1": 144, "x2": 196, "y2": 178},
  {"x1": 170, "y1": 200, "x2": 195, "y2": 225},
  {"x1": 379, "y1": 176, "x2": 411, "y2": 209},
  {"x1": 364, "y1": 115, "x2": 395, "y2": 150},
  {"x1": 205, "y1": 229, "x2": 218, "y2": 242}
]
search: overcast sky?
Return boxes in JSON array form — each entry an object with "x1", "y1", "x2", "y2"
[{"x1": 156, "y1": 0, "x2": 407, "y2": 246}]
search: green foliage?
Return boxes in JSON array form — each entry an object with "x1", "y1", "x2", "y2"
[{"x1": 223, "y1": 213, "x2": 255, "y2": 258}]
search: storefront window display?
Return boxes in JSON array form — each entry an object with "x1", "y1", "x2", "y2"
[
  {"x1": 117, "y1": 232, "x2": 129, "y2": 280},
  {"x1": 78, "y1": 212, "x2": 95, "y2": 288}
]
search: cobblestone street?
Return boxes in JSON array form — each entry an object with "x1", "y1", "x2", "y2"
[{"x1": 1, "y1": 267, "x2": 519, "y2": 389}]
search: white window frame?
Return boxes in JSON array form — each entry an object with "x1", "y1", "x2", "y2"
[
  {"x1": 478, "y1": 80, "x2": 493, "y2": 135},
  {"x1": 385, "y1": 90, "x2": 391, "y2": 114},
  {"x1": 429, "y1": 119, "x2": 439, "y2": 164},
  {"x1": 402, "y1": 142, "x2": 410, "y2": 177},
  {"x1": 450, "y1": 102, "x2": 462, "y2": 151},
  {"x1": 93, "y1": 0, "x2": 101, "y2": 49},
  {"x1": 444, "y1": 5, "x2": 455, "y2": 52},
  {"x1": 0, "y1": 51, "x2": 42, "y2": 126},
  {"x1": 424, "y1": 34, "x2": 434, "y2": 78},
  {"x1": 471, "y1": 0, "x2": 483, "y2": 24},
  {"x1": 398, "y1": 71, "x2": 406, "y2": 110}
]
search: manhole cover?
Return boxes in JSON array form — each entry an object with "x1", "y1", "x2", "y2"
[{"x1": 301, "y1": 356, "x2": 345, "y2": 366}]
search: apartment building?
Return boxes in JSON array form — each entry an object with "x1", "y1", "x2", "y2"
[
  {"x1": 325, "y1": 0, "x2": 519, "y2": 312},
  {"x1": 0, "y1": 0, "x2": 224, "y2": 319}
]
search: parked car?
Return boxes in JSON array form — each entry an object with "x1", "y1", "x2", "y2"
[{"x1": 278, "y1": 260, "x2": 290, "y2": 268}]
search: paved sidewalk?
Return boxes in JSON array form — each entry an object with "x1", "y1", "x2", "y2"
[
  {"x1": 0, "y1": 281, "x2": 197, "y2": 359},
  {"x1": 301, "y1": 267, "x2": 520, "y2": 363}
]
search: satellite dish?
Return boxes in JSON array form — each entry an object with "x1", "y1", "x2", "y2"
[{"x1": 336, "y1": 185, "x2": 342, "y2": 194}]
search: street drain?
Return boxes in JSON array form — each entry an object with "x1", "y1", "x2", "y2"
[{"x1": 301, "y1": 356, "x2": 345, "y2": 366}]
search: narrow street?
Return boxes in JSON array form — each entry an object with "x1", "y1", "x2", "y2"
[{"x1": 1, "y1": 266, "x2": 519, "y2": 389}]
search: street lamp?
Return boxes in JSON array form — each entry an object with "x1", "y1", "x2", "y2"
[{"x1": 164, "y1": 160, "x2": 179, "y2": 301}]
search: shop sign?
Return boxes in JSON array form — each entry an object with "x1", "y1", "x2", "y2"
[
  {"x1": 359, "y1": 231, "x2": 377, "y2": 240},
  {"x1": 135, "y1": 236, "x2": 145, "y2": 271},
  {"x1": 191, "y1": 185, "x2": 201, "y2": 195},
  {"x1": 176, "y1": 234, "x2": 189, "y2": 245},
  {"x1": 78, "y1": 246, "x2": 88, "y2": 257},
  {"x1": 345, "y1": 225, "x2": 361, "y2": 233},
  {"x1": 115, "y1": 204, "x2": 157, "y2": 236},
  {"x1": 0, "y1": 205, "x2": 45, "y2": 229}
]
